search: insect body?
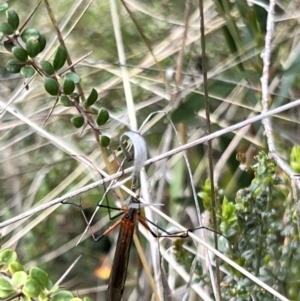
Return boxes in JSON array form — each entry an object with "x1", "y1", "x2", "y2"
[{"x1": 106, "y1": 206, "x2": 137, "y2": 301}]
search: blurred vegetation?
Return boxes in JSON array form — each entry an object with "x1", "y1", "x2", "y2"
[
  {"x1": 219, "y1": 152, "x2": 297, "y2": 300},
  {"x1": 1, "y1": 0, "x2": 300, "y2": 300},
  {"x1": 0, "y1": 249, "x2": 93, "y2": 301}
]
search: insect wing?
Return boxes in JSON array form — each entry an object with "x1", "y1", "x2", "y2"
[{"x1": 106, "y1": 209, "x2": 136, "y2": 301}]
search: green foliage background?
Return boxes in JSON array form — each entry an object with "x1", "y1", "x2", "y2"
[{"x1": 1, "y1": 0, "x2": 300, "y2": 300}]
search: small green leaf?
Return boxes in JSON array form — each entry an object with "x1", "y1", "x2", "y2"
[
  {"x1": 198, "y1": 179, "x2": 212, "y2": 210},
  {"x1": 100, "y1": 135, "x2": 110, "y2": 147},
  {"x1": 221, "y1": 197, "x2": 237, "y2": 222},
  {"x1": 12, "y1": 271, "x2": 28, "y2": 287},
  {"x1": 71, "y1": 116, "x2": 84, "y2": 128},
  {"x1": 12, "y1": 46, "x2": 28, "y2": 62},
  {"x1": 30, "y1": 267, "x2": 49, "y2": 288},
  {"x1": 38, "y1": 34, "x2": 46, "y2": 52},
  {"x1": 22, "y1": 278, "x2": 42, "y2": 298},
  {"x1": 59, "y1": 95, "x2": 73, "y2": 107},
  {"x1": 26, "y1": 37, "x2": 41, "y2": 58},
  {"x1": 0, "y1": 276, "x2": 14, "y2": 299},
  {"x1": 63, "y1": 78, "x2": 75, "y2": 95},
  {"x1": 53, "y1": 45, "x2": 67, "y2": 71},
  {"x1": 0, "y1": 289, "x2": 13, "y2": 299},
  {"x1": 44, "y1": 78, "x2": 59, "y2": 96},
  {"x1": 46, "y1": 279, "x2": 53, "y2": 291},
  {"x1": 84, "y1": 88, "x2": 98, "y2": 108},
  {"x1": 21, "y1": 66, "x2": 35, "y2": 78},
  {"x1": 0, "y1": 22, "x2": 13, "y2": 34},
  {"x1": 65, "y1": 72, "x2": 80, "y2": 83},
  {"x1": 6, "y1": 9, "x2": 19, "y2": 30},
  {"x1": 52, "y1": 290, "x2": 74, "y2": 301},
  {"x1": 0, "y1": 3, "x2": 9, "y2": 11},
  {"x1": 9, "y1": 261, "x2": 24, "y2": 274},
  {"x1": 0, "y1": 249, "x2": 17, "y2": 264},
  {"x1": 249, "y1": 178, "x2": 261, "y2": 196},
  {"x1": 21, "y1": 28, "x2": 40, "y2": 43},
  {"x1": 3, "y1": 39, "x2": 14, "y2": 52},
  {"x1": 96, "y1": 108, "x2": 109, "y2": 126},
  {"x1": 40, "y1": 60, "x2": 55, "y2": 75},
  {"x1": 6, "y1": 58, "x2": 23, "y2": 73},
  {"x1": 70, "y1": 298, "x2": 82, "y2": 301}
]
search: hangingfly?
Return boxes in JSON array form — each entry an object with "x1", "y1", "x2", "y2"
[{"x1": 105, "y1": 199, "x2": 138, "y2": 301}]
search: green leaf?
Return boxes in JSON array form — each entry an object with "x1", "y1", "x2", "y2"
[
  {"x1": 53, "y1": 45, "x2": 67, "y2": 71},
  {"x1": 21, "y1": 28, "x2": 40, "y2": 43},
  {"x1": 3, "y1": 39, "x2": 14, "y2": 52},
  {"x1": 9, "y1": 261, "x2": 24, "y2": 274},
  {"x1": 249, "y1": 178, "x2": 261, "y2": 196},
  {"x1": 44, "y1": 78, "x2": 59, "y2": 96},
  {"x1": 0, "y1": 22, "x2": 14, "y2": 34},
  {"x1": 40, "y1": 60, "x2": 55, "y2": 75},
  {"x1": 59, "y1": 95, "x2": 73, "y2": 107},
  {"x1": 0, "y1": 276, "x2": 14, "y2": 298},
  {"x1": 0, "y1": 249, "x2": 17, "y2": 264},
  {"x1": 100, "y1": 135, "x2": 110, "y2": 147},
  {"x1": 0, "y1": 3, "x2": 9, "y2": 11},
  {"x1": 198, "y1": 179, "x2": 212, "y2": 210},
  {"x1": 84, "y1": 88, "x2": 98, "y2": 108},
  {"x1": 22, "y1": 278, "x2": 42, "y2": 298},
  {"x1": 221, "y1": 197, "x2": 237, "y2": 222},
  {"x1": 70, "y1": 298, "x2": 82, "y2": 301},
  {"x1": 38, "y1": 34, "x2": 46, "y2": 52},
  {"x1": 30, "y1": 267, "x2": 49, "y2": 288},
  {"x1": 65, "y1": 72, "x2": 80, "y2": 83},
  {"x1": 6, "y1": 9, "x2": 19, "y2": 30},
  {"x1": 71, "y1": 116, "x2": 84, "y2": 128},
  {"x1": 26, "y1": 37, "x2": 41, "y2": 58},
  {"x1": 12, "y1": 271, "x2": 28, "y2": 287},
  {"x1": 20, "y1": 66, "x2": 35, "y2": 78},
  {"x1": 12, "y1": 46, "x2": 28, "y2": 62},
  {"x1": 96, "y1": 108, "x2": 109, "y2": 126},
  {"x1": 52, "y1": 290, "x2": 74, "y2": 301},
  {"x1": 45, "y1": 279, "x2": 53, "y2": 291},
  {"x1": 63, "y1": 78, "x2": 75, "y2": 95}
]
